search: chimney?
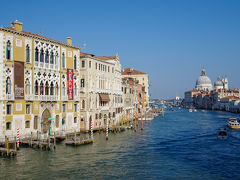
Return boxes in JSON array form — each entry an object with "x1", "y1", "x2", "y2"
[
  {"x1": 11, "y1": 20, "x2": 23, "y2": 31},
  {"x1": 67, "y1": 37, "x2": 72, "y2": 45}
]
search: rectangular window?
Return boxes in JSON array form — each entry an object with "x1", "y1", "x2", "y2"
[
  {"x1": 82, "y1": 60, "x2": 85, "y2": 68},
  {"x1": 26, "y1": 104, "x2": 31, "y2": 114},
  {"x1": 6, "y1": 104, "x2": 11, "y2": 115},
  {"x1": 89, "y1": 61, "x2": 91, "y2": 68},
  {"x1": 6, "y1": 122, "x2": 11, "y2": 130},
  {"x1": 34, "y1": 116, "x2": 38, "y2": 130},
  {"x1": 25, "y1": 120, "x2": 30, "y2": 128},
  {"x1": 62, "y1": 104, "x2": 66, "y2": 112},
  {"x1": 96, "y1": 63, "x2": 97, "y2": 69},
  {"x1": 108, "y1": 66, "x2": 110, "y2": 72},
  {"x1": 112, "y1": 67, "x2": 114, "y2": 73},
  {"x1": 74, "y1": 104, "x2": 77, "y2": 112}
]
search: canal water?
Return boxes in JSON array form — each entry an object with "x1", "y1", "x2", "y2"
[{"x1": 1, "y1": 109, "x2": 240, "y2": 179}]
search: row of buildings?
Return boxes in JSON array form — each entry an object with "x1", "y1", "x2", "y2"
[
  {"x1": 0, "y1": 20, "x2": 149, "y2": 137},
  {"x1": 183, "y1": 69, "x2": 240, "y2": 113}
]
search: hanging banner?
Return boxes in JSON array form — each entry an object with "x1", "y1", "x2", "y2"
[
  {"x1": 67, "y1": 69, "x2": 74, "y2": 100},
  {"x1": 14, "y1": 61, "x2": 24, "y2": 99}
]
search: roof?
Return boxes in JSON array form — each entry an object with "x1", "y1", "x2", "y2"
[
  {"x1": 122, "y1": 68, "x2": 146, "y2": 75},
  {"x1": 222, "y1": 96, "x2": 239, "y2": 100},
  {"x1": 96, "y1": 56, "x2": 117, "y2": 60},
  {"x1": 0, "y1": 27, "x2": 79, "y2": 49},
  {"x1": 185, "y1": 89, "x2": 199, "y2": 93},
  {"x1": 80, "y1": 52, "x2": 95, "y2": 57}
]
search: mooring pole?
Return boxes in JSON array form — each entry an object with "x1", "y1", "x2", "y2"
[{"x1": 106, "y1": 120, "x2": 109, "y2": 140}]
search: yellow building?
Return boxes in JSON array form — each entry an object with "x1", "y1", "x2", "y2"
[{"x1": 0, "y1": 20, "x2": 80, "y2": 137}]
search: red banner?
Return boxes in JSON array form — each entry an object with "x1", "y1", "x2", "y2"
[{"x1": 67, "y1": 69, "x2": 74, "y2": 100}]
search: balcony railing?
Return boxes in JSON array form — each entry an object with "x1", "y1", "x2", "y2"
[
  {"x1": 74, "y1": 96, "x2": 80, "y2": 101},
  {"x1": 6, "y1": 94, "x2": 14, "y2": 101},
  {"x1": 100, "y1": 106, "x2": 109, "y2": 111},
  {"x1": 80, "y1": 87, "x2": 86, "y2": 93},
  {"x1": 62, "y1": 96, "x2": 69, "y2": 101},
  {"x1": 34, "y1": 61, "x2": 59, "y2": 70}
]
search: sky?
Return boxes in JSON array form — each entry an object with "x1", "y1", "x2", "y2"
[{"x1": 1, "y1": 0, "x2": 240, "y2": 99}]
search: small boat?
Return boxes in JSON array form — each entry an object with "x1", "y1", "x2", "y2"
[
  {"x1": 217, "y1": 128, "x2": 228, "y2": 139},
  {"x1": 227, "y1": 118, "x2": 240, "y2": 129},
  {"x1": 189, "y1": 109, "x2": 192, "y2": 112},
  {"x1": 194, "y1": 109, "x2": 197, "y2": 112}
]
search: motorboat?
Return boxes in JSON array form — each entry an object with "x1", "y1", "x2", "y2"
[
  {"x1": 217, "y1": 128, "x2": 228, "y2": 139},
  {"x1": 194, "y1": 109, "x2": 197, "y2": 112},
  {"x1": 189, "y1": 109, "x2": 192, "y2": 112},
  {"x1": 227, "y1": 118, "x2": 240, "y2": 129}
]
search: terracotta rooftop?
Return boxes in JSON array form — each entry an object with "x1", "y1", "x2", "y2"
[
  {"x1": 222, "y1": 96, "x2": 239, "y2": 100},
  {"x1": 96, "y1": 56, "x2": 117, "y2": 60},
  {"x1": 0, "y1": 26, "x2": 79, "y2": 49},
  {"x1": 80, "y1": 52, "x2": 95, "y2": 57},
  {"x1": 186, "y1": 89, "x2": 199, "y2": 93},
  {"x1": 122, "y1": 68, "x2": 146, "y2": 75}
]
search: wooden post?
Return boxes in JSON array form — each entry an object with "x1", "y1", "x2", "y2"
[
  {"x1": 6, "y1": 138, "x2": 9, "y2": 156},
  {"x1": 54, "y1": 132, "x2": 56, "y2": 149},
  {"x1": 74, "y1": 131, "x2": 76, "y2": 145},
  {"x1": 17, "y1": 128, "x2": 20, "y2": 148},
  {"x1": 14, "y1": 137, "x2": 17, "y2": 152},
  {"x1": 30, "y1": 132, "x2": 33, "y2": 147},
  {"x1": 48, "y1": 137, "x2": 50, "y2": 150},
  {"x1": 106, "y1": 120, "x2": 109, "y2": 140}
]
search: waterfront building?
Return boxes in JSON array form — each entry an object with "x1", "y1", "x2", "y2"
[
  {"x1": 79, "y1": 52, "x2": 123, "y2": 131},
  {"x1": 183, "y1": 89, "x2": 200, "y2": 106},
  {"x1": 122, "y1": 68, "x2": 149, "y2": 108},
  {"x1": 0, "y1": 21, "x2": 80, "y2": 137},
  {"x1": 121, "y1": 77, "x2": 138, "y2": 123}
]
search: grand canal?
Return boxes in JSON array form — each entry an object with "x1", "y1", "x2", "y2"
[{"x1": 1, "y1": 108, "x2": 240, "y2": 179}]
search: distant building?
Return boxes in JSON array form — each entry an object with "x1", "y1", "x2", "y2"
[
  {"x1": 195, "y1": 69, "x2": 212, "y2": 91},
  {"x1": 122, "y1": 68, "x2": 149, "y2": 108}
]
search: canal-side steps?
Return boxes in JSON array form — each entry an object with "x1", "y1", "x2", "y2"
[
  {"x1": 0, "y1": 136, "x2": 17, "y2": 157},
  {"x1": 19, "y1": 132, "x2": 56, "y2": 151}
]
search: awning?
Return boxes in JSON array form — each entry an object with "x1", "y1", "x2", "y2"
[{"x1": 99, "y1": 93, "x2": 110, "y2": 102}]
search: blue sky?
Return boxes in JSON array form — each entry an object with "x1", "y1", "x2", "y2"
[{"x1": 1, "y1": 0, "x2": 240, "y2": 99}]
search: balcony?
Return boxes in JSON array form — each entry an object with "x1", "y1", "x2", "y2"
[
  {"x1": 6, "y1": 94, "x2": 14, "y2": 101},
  {"x1": 25, "y1": 94, "x2": 34, "y2": 101},
  {"x1": 74, "y1": 96, "x2": 80, "y2": 101},
  {"x1": 34, "y1": 61, "x2": 59, "y2": 70},
  {"x1": 62, "y1": 96, "x2": 69, "y2": 101},
  {"x1": 100, "y1": 106, "x2": 109, "y2": 111},
  {"x1": 45, "y1": 63, "x2": 49, "y2": 69},
  {"x1": 79, "y1": 87, "x2": 86, "y2": 93}
]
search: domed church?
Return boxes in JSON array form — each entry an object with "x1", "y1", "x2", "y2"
[
  {"x1": 195, "y1": 69, "x2": 213, "y2": 91},
  {"x1": 214, "y1": 76, "x2": 228, "y2": 90}
]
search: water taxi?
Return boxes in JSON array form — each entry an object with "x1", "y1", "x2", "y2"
[
  {"x1": 217, "y1": 128, "x2": 228, "y2": 139},
  {"x1": 227, "y1": 118, "x2": 240, "y2": 129}
]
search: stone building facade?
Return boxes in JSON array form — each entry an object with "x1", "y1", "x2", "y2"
[{"x1": 0, "y1": 21, "x2": 80, "y2": 137}]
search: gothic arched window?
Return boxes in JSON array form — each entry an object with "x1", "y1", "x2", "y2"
[
  {"x1": 40, "y1": 49, "x2": 44, "y2": 62},
  {"x1": 26, "y1": 45, "x2": 30, "y2": 63},
  {"x1": 6, "y1": 40, "x2": 11, "y2": 60},
  {"x1": 34, "y1": 80, "x2": 38, "y2": 95},
  {"x1": 6, "y1": 77, "x2": 11, "y2": 94},
  {"x1": 50, "y1": 82, "x2": 54, "y2": 95},
  {"x1": 45, "y1": 81, "x2": 49, "y2": 95},
  {"x1": 40, "y1": 81, "x2": 44, "y2": 95},
  {"x1": 62, "y1": 52, "x2": 65, "y2": 68},
  {"x1": 74, "y1": 55, "x2": 77, "y2": 70},
  {"x1": 62, "y1": 82, "x2": 65, "y2": 96},
  {"x1": 45, "y1": 50, "x2": 49, "y2": 63},
  {"x1": 55, "y1": 83, "x2": 59, "y2": 96},
  {"x1": 50, "y1": 51, "x2": 54, "y2": 64},
  {"x1": 25, "y1": 78, "x2": 30, "y2": 95},
  {"x1": 55, "y1": 52, "x2": 58, "y2": 65},
  {"x1": 74, "y1": 83, "x2": 77, "y2": 96},
  {"x1": 35, "y1": 47, "x2": 39, "y2": 62}
]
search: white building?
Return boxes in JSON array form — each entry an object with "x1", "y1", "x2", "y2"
[{"x1": 195, "y1": 69, "x2": 213, "y2": 91}]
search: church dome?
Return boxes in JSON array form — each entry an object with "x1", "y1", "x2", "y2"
[
  {"x1": 195, "y1": 69, "x2": 213, "y2": 91},
  {"x1": 196, "y1": 69, "x2": 212, "y2": 86},
  {"x1": 214, "y1": 76, "x2": 223, "y2": 87}
]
